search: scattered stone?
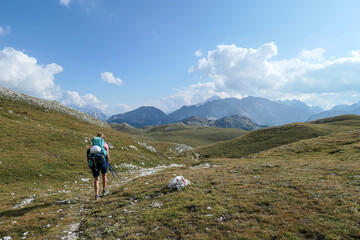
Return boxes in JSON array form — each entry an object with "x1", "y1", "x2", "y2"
[
  {"x1": 8, "y1": 110, "x2": 13, "y2": 114},
  {"x1": 13, "y1": 197, "x2": 35, "y2": 209},
  {"x1": 57, "y1": 200, "x2": 71, "y2": 205},
  {"x1": 170, "y1": 144, "x2": 193, "y2": 154},
  {"x1": 10, "y1": 193, "x2": 15, "y2": 196},
  {"x1": 138, "y1": 142, "x2": 157, "y2": 152},
  {"x1": 80, "y1": 178, "x2": 90, "y2": 182},
  {"x1": 167, "y1": 176, "x2": 190, "y2": 191},
  {"x1": 190, "y1": 163, "x2": 211, "y2": 169},
  {"x1": 150, "y1": 202, "x2": 163, "y2": 208},
  {"x1": 3, "y1": 236, "x2": 12, "y2": 240},
  {"x1": 129, "y1": 145, "x2": 138, "y2": 150}
]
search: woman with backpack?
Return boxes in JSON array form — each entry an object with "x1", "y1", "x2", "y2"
[{"x1": 87, "y1": 132, "x2": 110, "y2": 200}]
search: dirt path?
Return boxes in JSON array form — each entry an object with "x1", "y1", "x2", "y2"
[{"x1": 58, "y1": 164, "x2": 183, "y2": 239}]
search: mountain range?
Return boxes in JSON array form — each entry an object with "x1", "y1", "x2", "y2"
[
  {"x1": 107, "y1": 96, "x2": 325, "y2": 128},
  {"x1": 58, "y1": 93, "x2": 360, "y2": 129},
  {"x1": 308, "y1": 102, "x2": 360, "y2": 121}
]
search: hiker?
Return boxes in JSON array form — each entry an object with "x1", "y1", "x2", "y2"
[{"x1": 87, "y1": 132, "x2": 110, "y2": 200}]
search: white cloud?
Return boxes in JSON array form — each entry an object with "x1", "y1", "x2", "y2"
[
  {"x1": 101, "y1": 72, "x2": 123, "y2": 86},
  {"x1": 0, "y1": 47, "x2": 63, "y2": 99},
  {"x1": 60, "y1": 91, "x2": 107, "y2": 111},
  {"x1": 0, "y1": 25, "x2": 11, "y2": 36},
  {"x1": 194, "y1": 49, "x2": 203, "y2": 57},
  {"x1": 60, "y1": 0, "x2": 72, "y2": 6},
  {"x1": 194, "y1": 43, "x2": 280, "y2": 94},
  {"x1": 300, "y1": 48, "x2": 325, "y2": 61},
  {"x1": 188, "y1": 42, "x2": 360, "y2": 109}
]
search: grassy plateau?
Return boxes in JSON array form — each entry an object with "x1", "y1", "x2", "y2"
[{"x1": 1, "y1": 91, "x2": 360, "y2": 239}]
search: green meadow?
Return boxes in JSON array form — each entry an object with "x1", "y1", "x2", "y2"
[{"x1": 1, "y1": 94, "x2": 359, "y2": 239}]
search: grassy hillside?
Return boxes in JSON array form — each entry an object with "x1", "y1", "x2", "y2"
[
  {"x1": 1, "y1": 90, "x2": 360, "y2": 240},
  {"x1": 0, "y1": 93, "x2": 170, "y2": 196},
  {"x1": 196, "y1": 115, "x2": 360, "y2": 159},
  {"x1": 111, "y1": 122, "x2": 247, "y2": 147},
  {"x1": 74, "y1": 124, "x2": 360, "y2": 239}
]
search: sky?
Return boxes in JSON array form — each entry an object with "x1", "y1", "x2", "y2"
[{"x1": 1, "y1": 0, "x2": 360, "y2": 115}]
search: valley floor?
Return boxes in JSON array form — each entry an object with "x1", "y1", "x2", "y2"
[{"x1": 1, "y1": 131, "x2": 360, "y2": 240}]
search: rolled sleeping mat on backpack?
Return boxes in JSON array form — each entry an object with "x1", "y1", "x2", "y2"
[{"x1": 90, "y1": 145, "x2": 101, "y2": 154}]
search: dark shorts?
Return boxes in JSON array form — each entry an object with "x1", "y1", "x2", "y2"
[{"x1": 91, "y1": 159, "x2": 108, "y2": 178}]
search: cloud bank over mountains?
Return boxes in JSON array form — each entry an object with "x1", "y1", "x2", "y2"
[
  {"x1": 183, "y1": 42, "x2": 360, "y2": 111},
  {"x1": 2, "y1": 42, "x2": 360, "y2": 114}
]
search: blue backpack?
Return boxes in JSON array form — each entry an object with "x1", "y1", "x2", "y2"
[
  {"x1": 89, "y1": 137, "x2": 107, "y2": 156},
  {"x1": 88, "y1": 137, "x2": 108, "y2": 169}
]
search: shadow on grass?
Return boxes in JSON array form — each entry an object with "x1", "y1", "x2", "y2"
[{"x1": 0, "y1": 203, "x2": 52, "y2": 217}]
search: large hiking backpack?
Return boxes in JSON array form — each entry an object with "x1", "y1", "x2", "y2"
[
  {"x1": 89, "y1": 137, "x2": 107, "y2": 156},
  {"x1": 88, "y1": 137, "x2": 108, "y2": 170},
  {"x1": 89, "y1": 153, "x2": 105, "y2": 171}
]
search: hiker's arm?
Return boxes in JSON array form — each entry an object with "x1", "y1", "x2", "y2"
[{"x1": 105, "y1": 144, "x2": 110, "y2": 163}]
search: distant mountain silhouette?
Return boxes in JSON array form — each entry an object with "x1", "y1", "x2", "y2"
[
  {"x1": 108, "y1": 96, "x2": 323, "y2": 128},
  {"x1": 68, "y1": 105, "x2": 108, "y2": 121},
  {"x1": 307, "y1": 102, "x2": 360, "y2": 121},
  {"x1": 213, "y1": 115, "x2": 265, "y2": 131},
  {"x1": 181, "y1": 116, "x2": 212, "y2": 127},
  {"x1": 168, "y1": 97, "x2": 316, "y2": 126},
  {"x1": 107, "y1": 106, "x2": 168, "y2": 128},
  {"x1": 180, "y1": 115, "x2": 264, "y2": 131}
]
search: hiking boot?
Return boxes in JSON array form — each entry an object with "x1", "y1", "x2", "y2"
[
  {"x1": 95, "y1": 195, "x2": 100, "y2": 200},
  {"x1": 102, "y1": 189, "x2": 110, "y2": 196}
]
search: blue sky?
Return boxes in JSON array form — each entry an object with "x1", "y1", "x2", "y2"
[{"x1": 1, "y1": 0, "x2": 360, "y2": 115}]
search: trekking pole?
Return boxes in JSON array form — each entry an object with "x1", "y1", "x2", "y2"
[
  {"x1": 108, "y1": 163, "x2": 116, "y2": 178},
  {"x1": 107, "y1": 162, "x2": 119, "y2": 178},
  {"x1": 108, "y1": 162, "x2": 120, "y2": 177}
]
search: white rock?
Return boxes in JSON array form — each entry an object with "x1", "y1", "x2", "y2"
[
  {"x1": 13, "y1": 197, "x2": 35, "y2": 209},
  {"x1": 167, "y1": 176, "x2": 190, "y2": 191}
]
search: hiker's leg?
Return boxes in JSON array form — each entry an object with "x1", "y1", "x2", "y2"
[
  {"x1": 100, "y1": 160, "x2": 108, "y2": 191},
  {"x1": 91, "y1": 164, "x2": 101, "y2": 196},
  {"x1": 102, "y1": 173, "x2": 107, "y2": 191},
  {"x1": 94, "y1": 176, "x2": 100, "y2": 195}
]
